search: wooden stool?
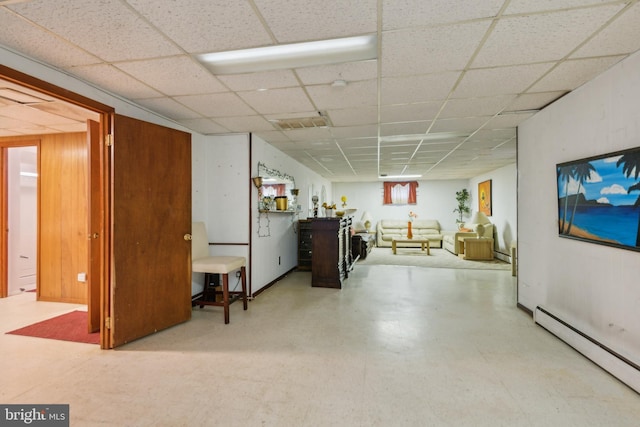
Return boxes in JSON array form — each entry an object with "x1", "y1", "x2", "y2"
[{"x1": 191, "y1": 222, "x2": 248, "y2": 324}]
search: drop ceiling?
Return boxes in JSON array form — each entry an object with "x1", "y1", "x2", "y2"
[{"x1": 1, "y1": 0, "x2": 639, "y2": 182}]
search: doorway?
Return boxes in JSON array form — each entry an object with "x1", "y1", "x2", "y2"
[{"x1": 6, "y1": 146, "x2": 37, "y2": 296}]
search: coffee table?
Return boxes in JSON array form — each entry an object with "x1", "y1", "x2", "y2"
[{"x1": 392, "y1": 238, "x2": 430, "y2": 255}]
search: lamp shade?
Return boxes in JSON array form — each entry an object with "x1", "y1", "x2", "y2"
[
  {"x1": 252, "y1": 176, "x2": 263, "y2": 188},
  {"x1": 469, "y1": 211, "x2": 489, "y2": 224},
  {"x1": 361, "y1": 211, "x2": 373, "y2": 230}
]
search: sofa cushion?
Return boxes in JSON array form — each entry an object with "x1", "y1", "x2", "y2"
[{"x1": 377, "y1": 218, "x2": 443, "y2": 247}]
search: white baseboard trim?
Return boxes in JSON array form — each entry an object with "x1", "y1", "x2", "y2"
[{"x1": 534, "y1": 306, "x2": 640, "y2": 394}]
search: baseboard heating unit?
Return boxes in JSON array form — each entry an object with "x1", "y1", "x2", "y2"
[{"x1": 534, "y1": 306, "x2": 640, "y2": 394}]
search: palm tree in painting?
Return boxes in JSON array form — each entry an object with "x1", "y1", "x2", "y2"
[
  {"x1": 616, "y1": 152, "x2": 640, "y2": 247},
  {"x1": 557, "y1": 165, "x2": 575, "y2": 234},
  {"x1": 566, "y1": 162, "x2": 596, "y2": 234}
]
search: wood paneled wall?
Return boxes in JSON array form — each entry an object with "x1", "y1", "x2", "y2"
[{"x1": 1, "y1": 132, "x2": 88, "y2": 304}]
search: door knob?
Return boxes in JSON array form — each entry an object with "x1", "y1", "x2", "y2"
[
  {"x1": 90, "y1": 233, "x2": 99, "y2": 239},
  {"x1": 184, "y1": 234, "x2": 192, "y2": 241}
]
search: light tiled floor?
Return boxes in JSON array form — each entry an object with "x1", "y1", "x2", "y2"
[{"x1": 1, "y1": 262, "x2": 639, "y2": 426}]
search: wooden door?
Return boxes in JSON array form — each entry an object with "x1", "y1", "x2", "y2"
[
  {"x1": 87, "y1": 119, "x2": 102, "y2": 333},
  {"x1": 105, "y1": 114, "x2": 192, "y2": 348}
]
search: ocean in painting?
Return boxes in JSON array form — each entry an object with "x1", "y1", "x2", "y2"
[{"x1": 559, "y1": 205, "x2": 640, "y2": 247}]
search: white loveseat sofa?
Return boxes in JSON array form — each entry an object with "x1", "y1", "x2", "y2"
[
  {"x1": 376, "y1": 219, "x2": 443, "y2": 248},
  {"x1": 443, "y1": 219, "x2": 494, "y2": 255}
]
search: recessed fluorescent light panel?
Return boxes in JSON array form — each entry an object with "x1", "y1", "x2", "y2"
[
  {"x1": 197, "y1": 35, "x2": 377, "y2": 74},
  {"x1": 379, "y1": 174, "x2": 422, "y2": 179},
  {"x1": 379, "y1": 132, "x2": 469, "y2": 144}
]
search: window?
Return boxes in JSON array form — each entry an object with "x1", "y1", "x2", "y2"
[
  {"x1": 262, "y1": 184, "x2": 286, "y2": 198},
  {"x1": 383, "y1": 181, "x2": 418, "y2": 205}
]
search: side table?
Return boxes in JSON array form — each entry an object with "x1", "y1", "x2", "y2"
[{"x1": 458, "y1": 237, "x2": 494, "y2": 260}]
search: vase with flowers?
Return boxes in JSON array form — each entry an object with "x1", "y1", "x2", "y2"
[
  {"x1": 322, "y1": 202, "x2": 337, "y2": 217},
  {"x1": 408, "y1": 211, "x2": 417, "y2": 239},
  {"x1": 341, "y1": 195, "x2": 347, "y2": 208}
]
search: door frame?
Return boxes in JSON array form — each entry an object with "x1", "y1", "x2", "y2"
[{"x1": 0, "y1": 65, "x2": 114, "y2": 348}]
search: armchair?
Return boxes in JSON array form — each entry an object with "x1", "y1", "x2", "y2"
[{"x1": 443, "y1": 213, "x2": 494, "y2": 255}]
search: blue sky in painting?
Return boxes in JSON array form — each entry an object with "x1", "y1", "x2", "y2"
[{"x1": 558, "y1": 154, "x2": 640, "y2": 206}]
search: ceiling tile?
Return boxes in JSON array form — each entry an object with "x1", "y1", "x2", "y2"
[
  {"x1": 306, "y1": 80, "x2": 378, "y2": 110},
  {"x1": 381, "y1": 72, "x2": 461, "y2": 104},
  {"x1": 528, "y1": 56, "x2": 625, "y2": 92},
  {"x1": 174, "y1": 93, "x2": 255, "y2": 117},
  {"x1": 296, "y1": 61, "x2": 377, "y2": 85},
  {"x1": 9, "y1": 0, "x2": 182, "y2": 61},
  {"x1": 380, "y1": 121, "x2": 430, "y2": 136},
  {"x1": 329, "y1": 107, "x2": 378, "y2": 127},
  {"x1": 331, "y1": 125, "x2": 377, "y2": 139},
  {"x1": 255, "y1": 0, "x2": 377, "y2": 43},
  {"x1": 505, "y1": 91, "x2": 568, "y2": 111},
  {"x1": 505, "y1": 0, "x2": 619, "y2": 15},
  {"x1": 430, "y1": 117, "x2": 492, "y2": 133},
  {"x1": 176, "y1": 118, "x2": 230, "y2": 134},
  {"x1": 439, "y1": 96, "x2": 516, "y2": 119},
  {"x1": 383, "y1": 0, "x2": 504, "y2": 29},
  {"x1": 279, "y1": 127, "x2": 333, "y2": 141},
  {"x1": 217, "y1": 70, "x2": 300, "y2": 91},
  {"x1": 485, "y1": 112, "x2": 536, "y2": 129},
  {"x1": 453, "y1": 63, "x2": 554, "y2": 98},
  {"x1": 0, "y1": 104, "x2": 77, "y2": 126},
  {"x1": 134, "y1": 97, "x2": 202, "y2": 120},
  {"x1": 472, "y1": 5, "x2": 625, "y2": 67},
  {"x1": 572, "y1": 3, "x2": 640, "y2": 58},
  {"x1": 68, "y1": 64, "x2": 163, "y2": 99},
  {"x1": 381, "y1": 103, "x2": 442, "y2": 123},
  {"x1": 127, "y1": 0, "x2": 272, "y2": 53},
  {"x1": 253, "y1": 131, "x2": 291, "y2": 143},
  {"x1": 115, "y1": 56, "x2": 227, "y2": 96},
  {"x1": 214, "y1": 116, "x2": 275, "y2": 132},
  {"x1": 238, "y1": 88, "x2": 316, "y2": 115},
  {"x1": 383, "y1": 21, "x2": 491, "y2": 76},
  {"x1": 0, "y1": 8, "x2": 100, "y2": 68}
]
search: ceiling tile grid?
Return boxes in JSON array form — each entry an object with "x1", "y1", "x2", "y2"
[{"x1": 1, "y1": 0, "x2": 639, "y2": 181}]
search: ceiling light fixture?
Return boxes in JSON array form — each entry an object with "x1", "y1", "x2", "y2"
[
  {"x1": 379, "y1": 132, "x2": 470, "y2": 143},
  {"x1": 378, "y1": 174, "x2": 422, "y2": 179},
  {"x1": 197, "y1": 35, "x2": 377, "y2": 75}
]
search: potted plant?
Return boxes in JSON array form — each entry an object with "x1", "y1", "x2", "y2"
[{"x1": 453, "y1": 188, "x2": 470, "y2": 228}]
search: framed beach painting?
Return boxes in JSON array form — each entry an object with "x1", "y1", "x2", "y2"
[
  {"x1": 478, "y1": 180, "x2": 492, "y2": 216},
  {"x1": 556, "y1": 146, "x2": 640, "y2": 252}
]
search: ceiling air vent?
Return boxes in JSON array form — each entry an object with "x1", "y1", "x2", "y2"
[{"x1": 271, "y1": 113, "x2": 331, "y2": 131}]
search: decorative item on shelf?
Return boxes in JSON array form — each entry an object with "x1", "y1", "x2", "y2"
[
  {"x1": 341, "y1": 195, "x2": 347, "y2": 208},
  {"x1": 261, "y1": 196, "x2": 272, "y2": 211},
  {"x1": 290, "y1": 188, "x2": 299, "y2": 211},
  {"x1": 312, "y1": 195, "x2": 319, "y2": 218},
  {"x1": 361, "y1": 211, "x2": 373, "y2": 231},
  {"x1": 322, "y1": 202, "x2": 336, "y2": 217},
  {"x1": 469, "y1": 211, "x2": 490, "y2": 238},
  {"x1": 275, "y1": 196, "x2": 288, "y2": 211},
  {"x1": 252, "y1": 176, "x2": 264, "y2": 208},
  {"x1": 407, "y1": 211, "x2": 417, "y2": 239}
]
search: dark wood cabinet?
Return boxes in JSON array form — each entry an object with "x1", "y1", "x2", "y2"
[
  {"x1": 297, "y1": 219, "x2": 312, "y2": 270},
  {"x1": 311, "y1": 217, "x2": 352, "y2": 288}
]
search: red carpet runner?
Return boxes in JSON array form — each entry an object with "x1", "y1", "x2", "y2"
[{"x1": 6, "y1": 310, "x2": 99, "y2": 344}]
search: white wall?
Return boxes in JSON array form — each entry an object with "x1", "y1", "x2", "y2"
[
  {"x1": 333, "y1": 179, "x2": 469, "y2": 232},
  {"x1": 251, "y1": 135, "x2": 331, "y2": 294},
  {"x1": 518, "y1": 51, "x2": 640, "y2": 376},
  {"x1": 333, "y1": 171, "x2": 517, "y2": 254},
  {"x1": 469, "y1": 163, "x2": 517, "y2": 257}
]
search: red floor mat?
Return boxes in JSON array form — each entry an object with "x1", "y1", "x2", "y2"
[{"x1": 6, "y1": 310, "x2": 99, "y2": 344}]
